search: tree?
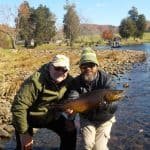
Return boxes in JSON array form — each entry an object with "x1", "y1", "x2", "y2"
[
  {"x1": 119, "y1": 6, "x2": 146, "y2": 40},
  {"x1": 0, "y1": 5, "x2": 18, "y2": 48},
  {"x1": 63, "y1": 3, "x2": 80, "y2": 46},
  {"x1": 34, "y1": 5, "x2": 56, "y2": 44},
  {"x1": 16, "y1": 1, "x2": 34, "y2": 43},
  {"x1": 128, "y1": 6, "x2": 146, "y2": 39},
  {"x1": 16, "y1": 2, "x2": 56, "y2": 46},
  {"x1": 102, "y1": 30, "x2": 113, "y2": 41},
  {"x1": 128, "y1": 6, "x2": 138, "y2": 22},
  {"x1": 119, "y1": 18, "x2": 136, "y2": 39},
  {"x1": 135, "y1": 14, "x2": 146, "y2": 38}
]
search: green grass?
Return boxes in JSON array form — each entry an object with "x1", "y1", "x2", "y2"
[
  {"x1": 143, "y1": 32, "x2": 150, "y2": 42},
  {"x1": 118, "y1": 32, "x2": 150, "y2": 45},
  {"x1": 76, "y1": 35, "x2": 103, "y2": 45},
  {"x1": 76, "y1": 32, "x2": 150, "y2": 46}
]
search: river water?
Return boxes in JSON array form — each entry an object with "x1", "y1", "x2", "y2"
[
  {"x1": 106, "y1": 43, "x2": 150, "y2": 150},
  {"x1": 2, "y1": 43, "x2": 150, "y2": 150}
]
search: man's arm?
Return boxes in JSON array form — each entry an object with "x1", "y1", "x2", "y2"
[
  {"x1": 103, "y1": 73, "x2": 114, "y2": 89},
  {"x1": 11, "y1": 79, "x2": 38, "y2": 134}
]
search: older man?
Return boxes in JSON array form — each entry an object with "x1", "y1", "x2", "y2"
[{"x1": 11, "y1": 54, "x2": 76, "y2": 150}]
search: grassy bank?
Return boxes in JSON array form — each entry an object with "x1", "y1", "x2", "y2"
[{"x1": 76, "y1": 32, "x2": 150, "y2": 46}]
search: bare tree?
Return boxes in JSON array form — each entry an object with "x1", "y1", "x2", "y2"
[{"x1": 0, "y1": 4, "x2": 18, "y2": 48}]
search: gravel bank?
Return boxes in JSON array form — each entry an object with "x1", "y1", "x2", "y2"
[{"x1": 0, "y1": 48, "x2": 146, "y2": 149}]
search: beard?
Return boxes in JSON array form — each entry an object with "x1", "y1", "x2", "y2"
[{"x1": 83, "y1": 72, "x2": 97, "y2": 82}]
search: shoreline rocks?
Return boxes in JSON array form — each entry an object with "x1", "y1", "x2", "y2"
[{"x1": 0, "y1": 48, "x2": 146, "y2": 146}]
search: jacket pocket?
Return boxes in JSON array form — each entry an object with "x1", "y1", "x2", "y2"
[{"x1": 28, "y1": 107, "x2": 53, "y2": 127}]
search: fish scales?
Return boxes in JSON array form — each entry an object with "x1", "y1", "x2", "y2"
[{"x1": 61, "y1": 89, "x2": 124, "y2": 113}]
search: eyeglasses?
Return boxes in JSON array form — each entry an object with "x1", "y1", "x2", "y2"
[
  {"x1": 53, "y1": 66, "x2": 68, "y2": 73},
  {"x1": 80, "y1": 63, "x2": 96, "y2": 69}
]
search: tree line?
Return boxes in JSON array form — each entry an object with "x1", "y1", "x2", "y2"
[
  {"x1": 0, "y1": 1, "x2": 148, "y2": 48},
  {"x1": 119, "y1": 6, "x2": 146, "y2": 39},
  {"x1": 15, "y1": 1, "x2": 80, "y2": 47}
]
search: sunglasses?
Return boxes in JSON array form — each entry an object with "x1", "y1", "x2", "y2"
[
  {"x1": 80, "y1": 63, "x2": 96, "y2": 69},
  {"x1": 53, "y1": 66, "x2": 68, "y2": 73}
]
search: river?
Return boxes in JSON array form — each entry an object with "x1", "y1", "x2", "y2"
[
  {"x1": 2, "y1": 43, "x2": 150, "y2": 150},
  {"x1": 106, "y1": 43, "x2": 150, "y2": 150}
]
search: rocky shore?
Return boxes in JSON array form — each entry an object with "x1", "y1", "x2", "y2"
[{"x1": 0, "y1": 48, "x2": 146, "y2": 149}]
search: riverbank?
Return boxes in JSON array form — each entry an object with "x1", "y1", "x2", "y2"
[{"x1": 0, "y1": 48, "x2": 146, "y2": 149}]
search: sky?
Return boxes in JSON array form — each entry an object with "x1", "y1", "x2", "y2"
[{"x1": 0, "y1": 0, "x2": 150, "y2": 28}]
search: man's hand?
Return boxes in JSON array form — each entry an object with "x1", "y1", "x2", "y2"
[
  {"x1": 65, "y1": 108, "x2": 74, "y2": 115},
  {"x1": 20, "y1": 133, "x2": 33, "y2": 150}
]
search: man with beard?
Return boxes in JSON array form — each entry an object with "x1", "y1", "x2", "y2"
[{"x1": 67, "y1": 47, "x2": 117, "y2": 150}]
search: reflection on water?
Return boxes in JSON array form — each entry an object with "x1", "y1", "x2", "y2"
[
  {"x1": 109, "y1": 43, "x2": 150, "y2": 150},
  {"x1": 96, "y1": 43, "x2": 150, "y2": 51},
  {"x1": 120, "y1": 43, "x2": 150, "y2": 51}
]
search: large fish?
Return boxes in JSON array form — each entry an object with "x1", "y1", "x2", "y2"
[{"x1": 52, "y1": 89, "x2": 125, "y2": 113}]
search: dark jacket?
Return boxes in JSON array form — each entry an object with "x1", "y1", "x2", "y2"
[
  {"x1": 11, "y1": 63, "x2": 73, "y2": 134},
  {"x1": 67, "y1": 70, "x2": 117, "y2": 123}
]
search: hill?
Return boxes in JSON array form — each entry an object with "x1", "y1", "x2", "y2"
[
  {"x1": 57, "y1": 24, "x2": 118, "y2": 37},
  {"x1": 80, "y1": 24, "x2": 118, "y2": 35}
]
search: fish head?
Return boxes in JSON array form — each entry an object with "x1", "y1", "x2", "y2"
[{"x1": 104, "y1": 90, "x2": 125, "y2": 102}]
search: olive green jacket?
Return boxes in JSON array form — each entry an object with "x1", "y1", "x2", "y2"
[{"x1": 11, "y1": 63, "x2": 73, "y2": 134}]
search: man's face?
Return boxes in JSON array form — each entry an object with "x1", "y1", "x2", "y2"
[
  {"x1": 49, "y1": 65, "x2": 68, "y2": 83},
  {"x1": 80, "y1": 62, "x2": 98, "y2": 82}
]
